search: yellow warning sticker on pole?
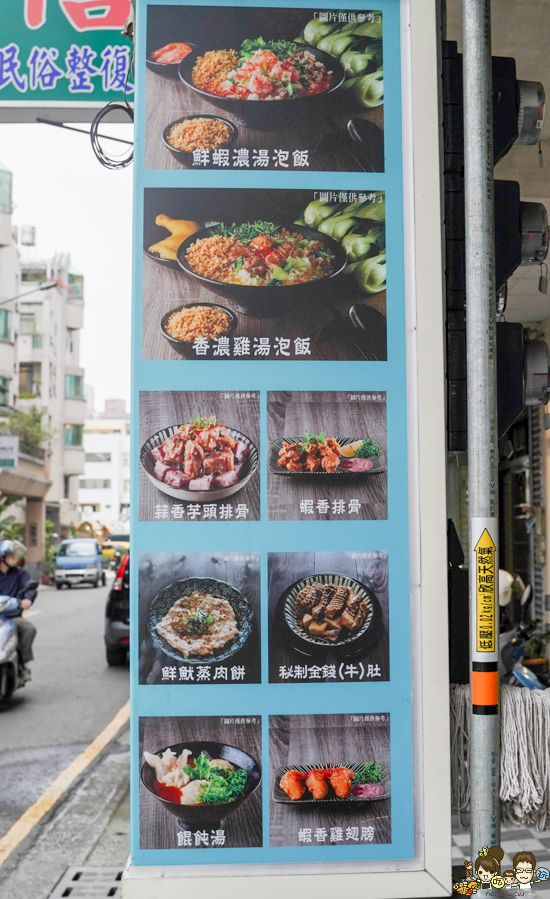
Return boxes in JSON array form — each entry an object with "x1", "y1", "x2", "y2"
[{"x1": 475, "y1": 528, "x2": 496, "y2": 652}]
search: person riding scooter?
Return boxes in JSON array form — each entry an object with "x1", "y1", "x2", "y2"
[{"x1": 0, "y1": 540, "x2": 37, "y2": 680}]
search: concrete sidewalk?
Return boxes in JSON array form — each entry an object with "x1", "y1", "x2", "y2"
[{"x1": 0, "y1": 728, "x2": 130, "y2": 899}]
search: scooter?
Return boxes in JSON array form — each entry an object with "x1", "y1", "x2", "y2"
[
  {"x1": 0, "y1": 579, "x2": 38, "y2": 705},
  {"x1": 499, "y1": 577, "x2": 550, "y2": 690}
]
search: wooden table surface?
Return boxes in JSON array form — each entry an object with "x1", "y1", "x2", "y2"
[
  {"x1": 139, "y1": 716, "x2": 263, "y2": 849},
  {"x1": 139, "y1": 391, "x2": 260, "y2": 521},
  {"x1": 269, "y1": 714, "x2": 391, "y2": 846},
  {"x1": 139, "y1": 552, "x2": 261, "y2": 684},
  {"x1": 145, "y1": 68, "x2": 384, "y2": 173},
  {"x1": 267, "y1": 391, "x2": 387, "y2": 521},
  {"x1": 268, "y1": 552, "x2": 389, "y2": 683},
  {"x1": 142, "y1": 254, "x2": 386, "y2": 362}
]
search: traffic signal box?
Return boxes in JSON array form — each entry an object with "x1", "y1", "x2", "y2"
[{"x1": 444, "y1": 41, "x2": 532, "y2": 451}]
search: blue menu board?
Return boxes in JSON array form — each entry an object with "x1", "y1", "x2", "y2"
[{"x1": 131, "y1": 0, "x2": 417, "y2": 871}]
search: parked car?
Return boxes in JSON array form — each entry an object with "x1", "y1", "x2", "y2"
[
  {"x1": 105, "y1": 554, "x2": 129, "y2": 666},
  {"x1": 55, "y1": 538, "x2": 106, "y2": 589}
]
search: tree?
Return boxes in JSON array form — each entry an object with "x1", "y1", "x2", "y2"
[
  {"x1": 1, "y1": 407, "x2": 53, "y2": 458},
  {"x1": 0, "y1": 495, "x2": 24, "y2": 542}
]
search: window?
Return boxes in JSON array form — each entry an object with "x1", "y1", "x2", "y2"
[
  {"x1": 79, "y1": 479, "x2": 111, "y2": 489},
  {"x1": 68, "y1": 272, "x2": 84, "y2": 300},
  {"x1": 32, "y1": 334, "x2": 42, "y2": 348},
  {"x1": 19, "y1": 363, "x2": 34, "y2": 395},
  {"x1": 0, "y1": 377, "x2": 10, "y2": 405},
  {"x1": 64, "y1": 475, "x2": 70, "y2": 499},
  {"x1": 20, "y1": 313, "x2": 36, "y2": 334},
  {"x1": 58, "y1": 541, "x2": 96, "y2": 557},
  {"x1": 0, "y1": 309, "x2": 12, "y2": 341},
  {"x1": 65, "y1": 374, "x2": 84, "y2": 398},
  {"x1": 85, "y1": 452, "x2": 111, "y2": 463},
  {"x1": 64, "y1": 424, "x2": 83, "y2": 447},
  {"x1": 0, "y1": 168, "x2": 12, "y2": 213}
]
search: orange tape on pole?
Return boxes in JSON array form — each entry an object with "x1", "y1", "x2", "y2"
[{"x1": 472, "y1": 669, "x2": 499, "y2": 707}]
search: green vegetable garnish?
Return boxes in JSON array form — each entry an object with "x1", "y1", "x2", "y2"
[
  {"x1": 240, "y1": 37, "x2": 299, "y2": 60},
  {"x1": 353, "y1": 762, "x2": 384, "y2": 784},
  {"x1": 183, "y1": 751, "x2": 212, "y2": 781},
  {"x1": 341, "y1": 223, "x2": 385, "y2": 262},
  {"x1": 353, "y1": 252, "x2": 386, "y2": 293},
  {"x1": 210, "y1": 221, "x2": 281, "y2": 244},
  {"x1": 340, "y1": 43, "x2": 381, "y2": 77},
  {"x1": 302, "y1": 199, "x2": 344, "y2": 228},
  {"x1": 201, "y1": 767, "x2": 248, "y2": 804},
  {"x1": 299, "y1": 429, "x2": 326, "y2": 451},
  {"x1": 317, "y1": 32, "x2": 360, "y2": 57},
  {"x1": 181, "y1": 609, "x2": 216, "y2": 635},
  {"x1": 270, "y1": 265, "x2": 288, "y2": 282},
  {"x1": 318, "y1": 213, "x2": 358, "y2": 240},
  {"x1": 302, "y1": 19, "x2": 338, "y2": 47},
  {"x1": 182, "y1": 751, "x2": 249, "y2": 804},
  {"x1": 336, "y1": 15, "x2": 383, "y2": 40},
  {"x1": 354, "y1": 438, "x2": 381, "y2": 459},
  {"x1": 345, "y1": 67, "x2": 384, "y2": 108},
  {"x1": 185, "y1": 415, "x2": 216, "y2": 434}
]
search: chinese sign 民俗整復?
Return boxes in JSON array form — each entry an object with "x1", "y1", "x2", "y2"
[{"x1": 0, "y1": 1, "x2": 133, "y2": 104}]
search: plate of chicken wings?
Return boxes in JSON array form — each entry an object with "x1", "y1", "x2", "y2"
[
  {"x1": 273, "y1": 762, "x2": 391, "y2": 804},
  {"x1": 141, "y1": 415, "x2": 259, "y2": 501}
]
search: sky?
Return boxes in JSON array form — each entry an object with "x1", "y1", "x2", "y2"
[{"x1": 0, "y1": 122, "x2": 133, "y2": 413}]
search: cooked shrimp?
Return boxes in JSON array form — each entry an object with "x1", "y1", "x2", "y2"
[
  {"x1": 280, "y1": 770, "x2": 306, "y2": 800},
  {"x1": 249, "y1": 234, "x2": 274, "y2": 250}
]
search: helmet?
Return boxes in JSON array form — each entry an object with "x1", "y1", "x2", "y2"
[{"x1": 0, "y1": 540, "x2": 27, "y2": 564}]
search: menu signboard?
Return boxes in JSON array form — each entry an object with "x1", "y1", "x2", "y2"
[{"x1": 127, "y1": 0, "x2": 451, "y2": 895}]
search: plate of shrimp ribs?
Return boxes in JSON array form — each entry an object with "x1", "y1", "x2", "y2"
[
  {"x1": 270, "y1": 433, "x2": 387, "y2": 477},
  {"x1": 273, "y1": 763, "x2": 390, "y2": 804},
  {"x1": 279, "y1": 573, "x2": 379, "y2": 652},
  {"x1": 141, "y1": 415, "x2": 259, "y2": 501}
]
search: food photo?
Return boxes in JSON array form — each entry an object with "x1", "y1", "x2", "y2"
[
  {"x1": 267, "y1": 391, "x2": 387, "y2": 520},
  {"x1": 269, "y1": 714, "x2": 391, "y2": 847},
  {"x1": 139, "y1": 716, "x2": 262, "y2": 849},
  {"x1": 139, "y1": 391, "x2": 260, "y2": 521},
  {"x1": 268, "y1": 551, "x2": 389, "y2": 682},
  {"x1": 145, "y1": 7, "x2": 384, "y2": 171},
  {"x1": 142, "y1": 188, "x2": 387, "y2": 361},
  {"x1": 139, "y1": 552, "x2": 261, "y2": 684}
]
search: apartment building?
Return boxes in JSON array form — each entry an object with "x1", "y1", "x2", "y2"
[
  {"x1": 18, "y1": 254, "x2": 86, "y2": 537},
  {"x1": 79, "y1": 413, "x2": 130, "y2": 529}
]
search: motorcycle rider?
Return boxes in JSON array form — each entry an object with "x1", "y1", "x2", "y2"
[{"x1": 0, "y1": 540, "x2": 36, "y2": 680}]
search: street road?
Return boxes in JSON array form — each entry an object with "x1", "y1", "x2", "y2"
[{"x1": 0, "y1": 576, "x2": 129, "y2": 842}]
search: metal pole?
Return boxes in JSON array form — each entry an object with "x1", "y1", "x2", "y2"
[{"x1": 463, "y1": 0, "x2": 501, "y2": 857}]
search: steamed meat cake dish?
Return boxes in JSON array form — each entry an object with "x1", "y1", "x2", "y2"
[{"x1": 156, "y1": 590, "x2": 239, "y2": 658}]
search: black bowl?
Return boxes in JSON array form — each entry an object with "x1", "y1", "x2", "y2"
[
  {"x1": 275, "y1": 572, "x2": 382, "y2": 660},
  {"x1": 148, "y1": 576, "x2": 253, "y2": 664},
  {"x1": 160, "y1": 302, "x2": 238, "y2": 358},
  {"x1": 141, "y1": 740, "x2": 262, "y2": 830},
  {"x1": 179, "y1": 45, "x2": 346, "y2": 130},
  {"x1": 177, "y1": 225, "x2": 347, "y2": 317},
  {"x1": 162, "y1": 115, "x2": 238, "y2": 167},
  {"x1": 146, "y1": 42, "x2": 199, "y2": 79}
]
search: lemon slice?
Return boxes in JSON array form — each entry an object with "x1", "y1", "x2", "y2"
[{"x1": 340, "y1": 440, "x2": 363, "y2": 458}]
